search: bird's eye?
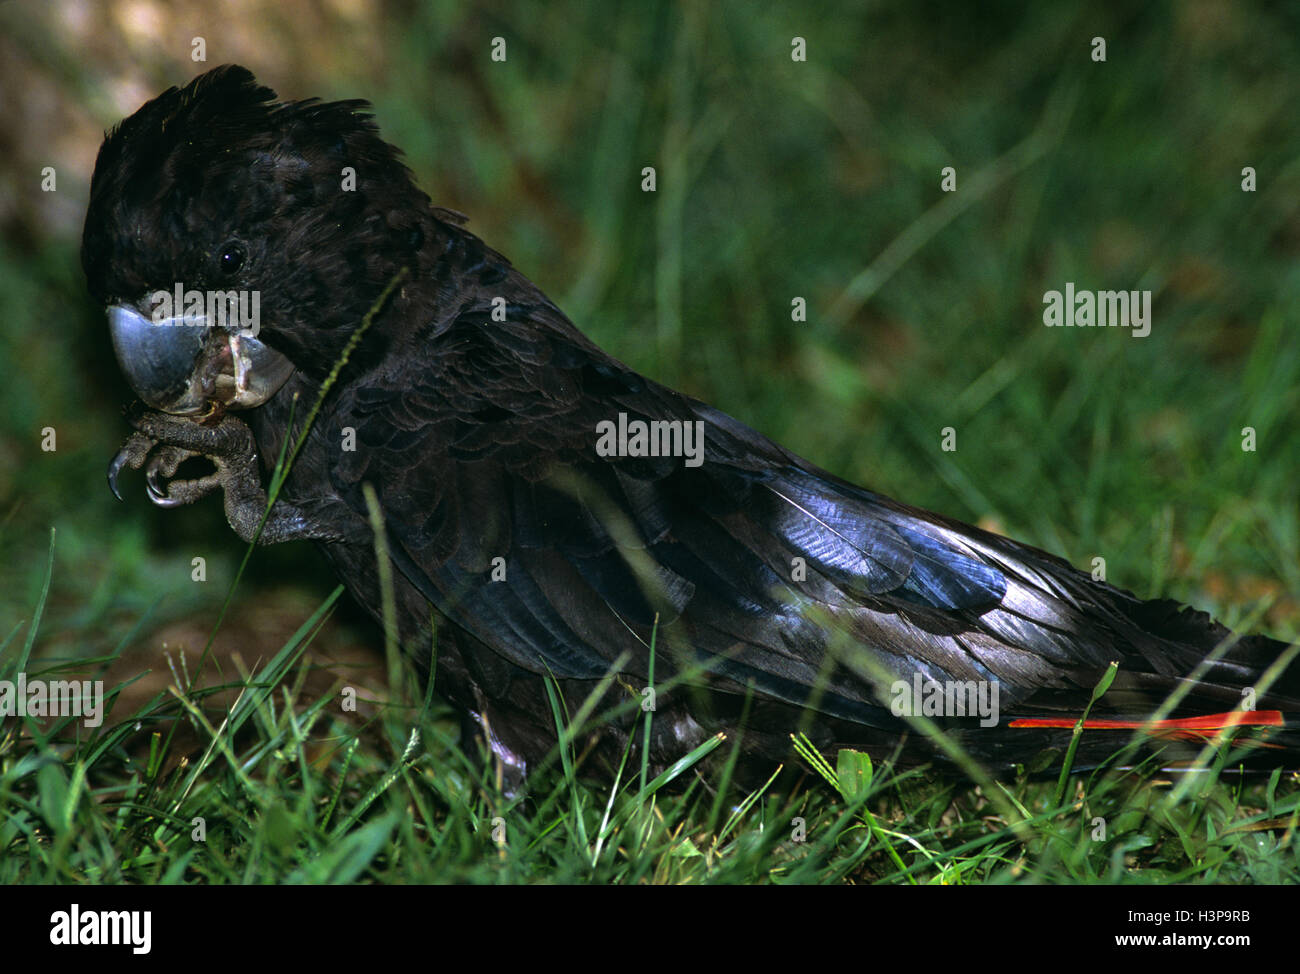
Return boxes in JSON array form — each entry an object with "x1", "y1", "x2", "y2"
[{"x1": 218, "y1": 242, "x2": 246, "y2": 276}]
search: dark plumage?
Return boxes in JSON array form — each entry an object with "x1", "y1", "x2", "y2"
[{"x1": 84, "y1": 66, "x2": 1299, "y2": 786}]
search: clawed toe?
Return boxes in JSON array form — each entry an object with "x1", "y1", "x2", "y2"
[
  {"x1": 109, "y1": 408, "x2": 227, "y2": 508},
  {"x1": 144, "y1": 448, "x2": 220, "y2": 507}
]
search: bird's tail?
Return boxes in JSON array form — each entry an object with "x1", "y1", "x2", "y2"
[{"x1": 995, "y1": 594, "x2": 1300, "y2": 772}]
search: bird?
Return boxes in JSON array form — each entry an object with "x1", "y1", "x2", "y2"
[{"x1": 82, "y1": 65, "x2": 1299, "y2": 789}]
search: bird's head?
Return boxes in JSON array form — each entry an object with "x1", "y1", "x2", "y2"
[{"x1": 81, "y1": 64, "x2": 431, "y2": 413}]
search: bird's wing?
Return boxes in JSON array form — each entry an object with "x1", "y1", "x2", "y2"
[{"x1": 324, "y1": 299, "x2": 1287, "y2": 727}]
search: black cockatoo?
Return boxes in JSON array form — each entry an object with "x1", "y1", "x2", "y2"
[{"x1": 82, "y1": 66, "x2": 1299, "y2": 786}]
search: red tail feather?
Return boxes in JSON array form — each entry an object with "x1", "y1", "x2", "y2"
[{"x1": 1008, "y1": 710, "x2": 1284, "y2": 742}]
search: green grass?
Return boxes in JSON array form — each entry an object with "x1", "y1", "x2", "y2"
[
  {"x1": 2, "y1": 0, "x2": 1299, "y2": 883},
  {"x1": 3, "y1": 522, "x2": 1298, "y2": 885}
]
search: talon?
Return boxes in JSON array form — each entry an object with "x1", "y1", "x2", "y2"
[
  {"x1": 107, "y1": 430, "x2": 159, "y2": 501},
  {"x1": 145, "y1": 460, "x2": 184, "y2": 508},
  {"x1": 108, "y1": 448, "x2": 131, "y2": 502}
]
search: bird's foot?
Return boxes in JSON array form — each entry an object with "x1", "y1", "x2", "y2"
[
  {"x1": 107, "y1": 405, "x2": 329, "y2": 545},
  {"x1": 108, "y1": 406, "x2": 251, "y2": 509}
]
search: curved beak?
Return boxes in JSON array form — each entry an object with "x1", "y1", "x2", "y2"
[{"x1": 107, "y1": 300, "x2": 294, "y2": 415}]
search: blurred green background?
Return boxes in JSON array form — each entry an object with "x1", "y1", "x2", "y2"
[{"x1": 2, "y1": 0, "x2": 1298, "y2": 702}]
